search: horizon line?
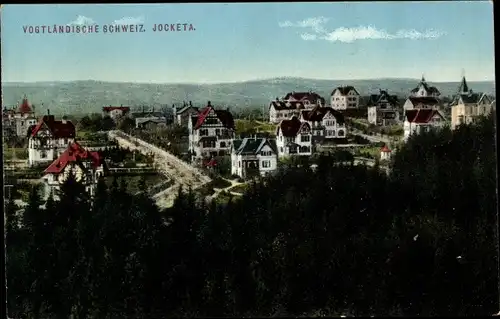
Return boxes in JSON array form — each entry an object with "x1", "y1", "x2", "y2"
[{"x1": 1, "y1": 76, "x2": 496, "y2": 85}]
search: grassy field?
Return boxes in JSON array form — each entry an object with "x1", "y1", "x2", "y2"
[
  {"x1": 228, "y1": 183, "x2": 249, "y2": 194},
  {"x1": 4, "y1": 147, "x2": 28, "y2": 160},
  {"x1": 235, "y1": 119, "x2": 276, "y2": 136}
]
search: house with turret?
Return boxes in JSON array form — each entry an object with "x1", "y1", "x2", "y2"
[{"x1": 2, "y1": 96, "x2": 38, "y2": 138}]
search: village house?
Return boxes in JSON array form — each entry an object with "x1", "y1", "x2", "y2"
[
  {"x1": 380, "y1": 145, "x2": 392, "y2": 161},
  {"x1": 188, "y1": 101, "x2": 235, "y2": 161},
  {"x1": 102, "y1": 105, "x2": 131, "y2": 121},
  {"x1": 367, "y1": 90, "x2": 401, "y2": 126},
  {"x1": 2, "y1": 97, "x2": 38, "y2": 138},
  {"x1": 135, "y1": 117, "x2": 167, "y2": 129},
  {"x1": 41, "y1": 141, "x2": 105, "y2": 201},
  {"x1": 330, "y1": 86, "x2": 360, "y2": 110},
  {"x1": 173, "y1": 101, "x2": 199, "y2": 126},
  {"x1": 409, "y1": 76, "x2": 441, "y2": 98},
  {"x1": 275, "y1": 116, "x2": 313, "y2": 157},
  {"x1": 283, "y1": 91, "x2": 326, "y2": 109},
  {"x1": 300, "y1": 106, "x2": 347, "y2": 141},
  {"x1": 268, "y1": 99, "x2": 305, "y2": 124},
  {"x1": 403, "y1": 109, "x2": 446, "y2": 141},
  {"x1": 450, "y1": 76, "x2": 494, "y2": 130},
  {"x1": 28, "y1": 112, "x2": 76, "y2": 167},
  {"x1": 231, "y1": 137, "x2": 278, "y2": 178}
]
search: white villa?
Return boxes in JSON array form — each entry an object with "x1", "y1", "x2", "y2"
[
  {"x1": 299, "y1": 106, "x2": 347, "y2": 141},
  {"x1": 367, "y1": 90, "x2": 401, "y2": 126},
  {"x1": 41, "y1": 141, "x2": 105, "y2": 200},
  {"x1": 403, "y1": 96, "x2": 441, "y2": 111},
  {"x1": 283, "y1": 91, "x2": 326, "y2": 108},
  {"x1": 28, "y1": 113, "x2": 76, "y2": 167},
  {"x1": 403, "y1": 109, "x2": 446, "y2": 141},
  {"x1": 102, "y1": 106, "x2": 131, "y2": 121},
  {"x1": 188, "y1": 101, "x2": 235, "y2": 161},
  {"x1": 268, "y1": 99, "x2": 305, "y2": 124},
  {"x1": 231, "y1": 137, "x2": 278, "y2": 179},
  {"x1": 173, "y1": 101, "x2": 199, "y2": 127},
  {"x1": 275, "y1": 116, "x2": 313, "y2": 157},
  {"x1": 330, "y1": 86, "x2": 360, "y2": 110}
]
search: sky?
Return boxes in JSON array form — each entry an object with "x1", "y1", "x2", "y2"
[{"x1": 1, "y1": 2, "x2": 495, "y2": 84}]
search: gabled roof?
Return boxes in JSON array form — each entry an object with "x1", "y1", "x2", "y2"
[
  {"x1": 136, "y1": 117, "x2": 166, "y2": 125},
  {"x1": 233, "y1": 137, "x2": 278, "y2": 155},
  {"x1": 269, "y1": 100, "x2": 305, "y2": 111},
  {"x1": 459, "y1": 92, "x2": 490, "y2": 105},
  {"x1": 410, "y1": 77, "x2": 441, "y2": 95},
  {"x1": 367, "y1": 90, "x2": 399, "y2": 107},
  {"x1": 381, "y1": 145, "x2": 392, "y2": 153},
  {"x1": 30, "y1": 115, "x2": 76, "y2": 138},
  {"x1": 277, "y1": 116, "x2": 311, "y2": 137},
  {"x1": 194, "y1": 103, "x2": 235, "y2": 130},
  {"x1": 405, "y1": 109, "x2": 444, "y2": 124},
  {"x1": 103, "y1": 106, "x2": 130, "y2": 112},
  {"x1": 283, "y1": 91, "x2": 325, "y2": 104},
  {"x1": 18, "y1": 98, "x2": 32, "y2": 114},
  {"x1": 301, "y1": 106, "x2": 345, "y2": 124},
  {"x1": 176, "y1": 105, "x2": 199, "y2": 115},
  {"x1": 407, "y1": 96, "x2": 440, "y2": 107},
  {"x1": 331, "y1": 86, "x2": 360, "y2": 96},
  {"x1": 44, "y1": 141, "x2": 102, "y2": 174}
]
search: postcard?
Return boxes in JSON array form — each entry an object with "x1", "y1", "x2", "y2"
[{"x1": 2, "y1": 2, "x2": 497, "y2": 318}]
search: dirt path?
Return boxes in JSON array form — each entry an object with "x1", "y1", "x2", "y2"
[{"x1": 108, "y1": 130, "x2": 211, "y2": 208}]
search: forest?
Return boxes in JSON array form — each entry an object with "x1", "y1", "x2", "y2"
[{"x1": 5, "y1": 113, "x2": 498, "y2": 318}]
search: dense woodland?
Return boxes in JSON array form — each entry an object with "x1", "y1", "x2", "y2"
[{"x1": 5, "y1": 114, "x2": 499, "y2": 317}]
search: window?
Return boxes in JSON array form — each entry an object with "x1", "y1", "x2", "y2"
[
  {"x1": 238, "y1": 161, "x2": 241, "y2": 167},
  {"x1": 220, "y1": 141, "x2": 226, "y2": 148},
  {"x1": 337, "y1": 130, "x2": 345, "y2": 137},
  {"x1": 200, "y1": 129, "x2": 208, "y2": 136},
  {"x1": 301, "y1": 135, "x2": 310, "y2": 142},
  {"x1": 21, "y1": 121, "x2": 24, "y2": 126},
  {"x1": 216, "y1": 129, "x2": 221, "y2": 136},
  {"x1": 299, "y1": 146, "x2": 310, "y2": 153},
  {"x1": 280, "y1": 147, "x2": 283, "y2": 153},
  {"x1": 40, "y1": 150, "x2": 47, "y2": 159},
  {"x1": 202, "y1": 140, "x2": 216, "y2": 148},
  {"x1": 262, "y1": 160, "x2": 271, "y2": 168},
  {"x1": 261, "y1": 150, "x2": 272, "y2": 156}
]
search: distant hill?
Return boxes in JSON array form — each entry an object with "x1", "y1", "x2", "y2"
[{"x1": 1, "y1": 78, "x2": 495, "y2": 116}]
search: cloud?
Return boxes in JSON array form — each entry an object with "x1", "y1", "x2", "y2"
[
  {"x1": 67, "y1": 15, "x2": 96, "y2": 26},
  {"x1": 112, "y1": 16, "x2": 145, "y2": 25},
  {"x1": 279, "y1": 17, "x2": 445, "y2": 43}
]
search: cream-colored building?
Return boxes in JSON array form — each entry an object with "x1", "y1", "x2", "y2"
[{"x1": 450, "y1": 76, "x2": 494, "y2": 130}]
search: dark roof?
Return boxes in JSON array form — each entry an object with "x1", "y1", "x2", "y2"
[
  {"x1": 301, "y1": 106, "x2": 345, "y2": 123},
  {"x1": 44, "y1": 141, "x2": 102, "y2": 174},
  {"x1": 340, "y1": 108, "x2": 367, "y2": 118},
  {"x1": 283, "y1": 91, "x2": 326, "y2": 104},
  {"x1": 405, "y1": 109, "x2": 443, "y2": 124},
  {"x1": 194, "y1": 104, "x2": 235, "y2": 129},
  {"x1": 277, "y1": 116, "x2": 311, "y2": 137},
  {"x1": 30, "y1": 115, "x2": 76, "y2": 138},
  {"x1": 269, "y1": 100, "x2": 305, "y2": 111},
  {"x1": 367, "y1": 90, "x2": 399, "y2": 107},
  {"x1": 331, "y1": 86, "x2": 360, "y2": 96},
  {"x1": 458, "y1": 76, "x2": 469, "y2": 94},
  {"x1": 233, "y1": 137, "x2": 278, "y2": 155},
  {"x1": 410, "y1": 78, "x2": 441, "y2": 95},
  {"x1": 459, "y1": 92, "x2": 487, "y2": 104},
  {"x1": 176, "y1": 105, "x2": 199, "y2": 115},
  {"x1": 407, "y1": 96, "x2": 440, "y2": 107},
  {"x1": 103, "y1": 106, "x2": 130, "y2": 112}
]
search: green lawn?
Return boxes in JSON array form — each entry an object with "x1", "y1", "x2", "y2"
[
  {"x1": 235, "y1": 119, "x2": 276, "y2": 136},
  {"x1": 228, "y1": 183, "x2": 249, "y2": 194}
]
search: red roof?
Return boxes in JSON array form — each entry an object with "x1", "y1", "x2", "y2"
[
  {"x1": 30, "y1": 115, "x2": 76, "y2": 138},
  {"x1": 103, "y1": 106, "x2": 130, "y2": 112},
  {"x1": 44, "y1": 141, "x2": 102, "y2": 174},
  {"x1": 194, "y1": 103, "x2": 234, "y2": 130},
  {"x1": 381, "y1": 145, "x2": 391, "y2": 153},
  {"x1": 18, "y1": 98, "x2": 32, "y2": 114},
  {"x1": 277, "y1": 116, "x2": 310, "y2": 137},
  {"x1": 405, "y1": 109, "x2": 443, "y2": 124}
]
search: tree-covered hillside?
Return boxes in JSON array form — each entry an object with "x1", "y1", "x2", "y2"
[{"x1": 5, "y1": 113, "x2": 498, "y2": 317}]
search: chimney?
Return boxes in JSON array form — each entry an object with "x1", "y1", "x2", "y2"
[
  {"x1": 62, "y1": 115, "x2": 67, "y2": 124},
  {"x1": 207, "y1": 101, "x2": 212, "y2": 107},
  {"x1": 189, "y1": 101, "x2": 192, "y2": 107},
  {"x1": 120, "y1": 104, "x2": 123, "y2": 107},
  {"x1": 276, "y1": 97, "x2": 279, "y2": 101},
  {"x1": 47, "y1": 109, "x2": 50, "y2": 116}
]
